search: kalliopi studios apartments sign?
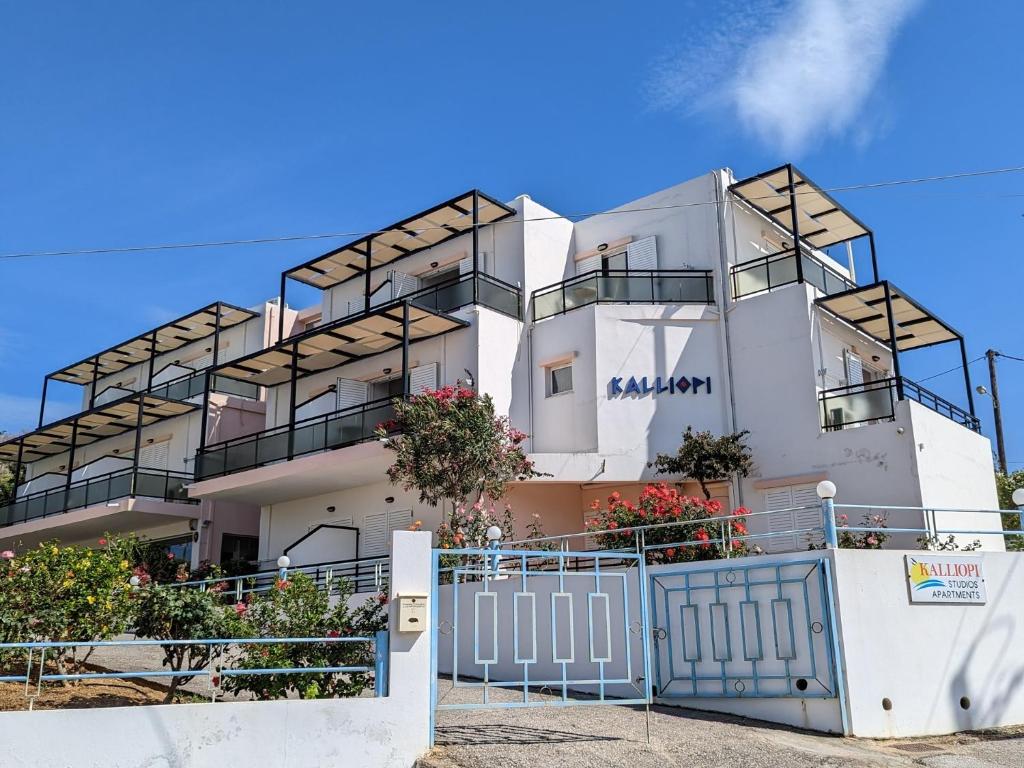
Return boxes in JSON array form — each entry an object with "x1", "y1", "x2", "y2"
[
  {"x1": 609, "y1": 375, "x2": 711, "y2": 397},
  {"x1": 905, "y1": 555, "x2": 987, "y2": 604}
]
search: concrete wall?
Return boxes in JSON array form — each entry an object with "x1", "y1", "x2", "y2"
[
  {"x1": 0, "y1": 530, "x2": 434, "y2": 768},
  {"x1": 834, "y1": 548, "x2": 1024, "y2": 737}
]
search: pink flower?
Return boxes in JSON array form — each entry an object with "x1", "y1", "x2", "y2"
[
  {"x1": 0, "y1": 550, "x2": 14, "y2": 560},
  {"x1": 326, "y1": 629, "x2": 340, "y2": 638},
  {"x1": 234, "y1": 602, "x2": 247, "y2": 616},
  {"x1": 98, "y1": 538, "x2": 107, "y2": 547},
  {"x1": 866, "y1": 536, "x2": 878, "y2": 546}
]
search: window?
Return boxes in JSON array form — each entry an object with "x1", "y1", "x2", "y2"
[
  {"x1": 548, "y1": 363, "x2": 573, "y2": 396},
  {"x1": 220, "y1": 534, "x2": 259, "y2": 565},
  {"x1": 420, "y1": 264, "x2": 460, "y2": 288},
  {"x1": 601, "y1": 249, "x2": 628, "y2": 274}
]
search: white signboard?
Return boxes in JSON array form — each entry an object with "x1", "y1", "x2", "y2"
[{"x1": 905, "y1": 555, "x2": 986, "y2": 604}]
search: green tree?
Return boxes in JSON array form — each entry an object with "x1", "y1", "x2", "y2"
[
  {"x1": 650, "y1": 426, "x2": 754, "y2": 500},
  {"x1": 995, "y1": 470, "x2": 1024, "y2": 551},
  {"x1": 378, "y1": 384, "x2": 542, "y2": 510}
]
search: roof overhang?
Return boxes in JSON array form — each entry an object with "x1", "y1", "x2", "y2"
[
  {"x1": 50, "y1": 302, "x2": 259, "y2": 385},
  {"x1": 0, "y1": 393, "x2": 199, "y2": 462},
  {"x1": 284, "y1": 190, "x2": 517, "y2": 290},
  {"x1": 729, "y1": 165, "x2": 871, "y2": 249},
  {"x1": 213, "y1": 301, "x2": 469, "y2": 387},
  {"x1": 815, "y1": 281, "x2": 961, "y2": 352}
]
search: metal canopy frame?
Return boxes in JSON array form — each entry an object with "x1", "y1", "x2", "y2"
[
  {"x1": 729, "y1": 164, "x2": 878, "y2": 283},
  {"x1": 276, "y1": 189, "x2": 515, "y2": 339},
  {"x1": 38, "y1": 301, "x2": 259, "y2": 425},
  {"x1": 815, "y1": 280, "x2": 975, "y2": 417}
]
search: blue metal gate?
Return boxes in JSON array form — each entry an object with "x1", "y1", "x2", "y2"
[
  {"x1": 430, "y1": 547, "x2": 650, "y2": 738},
  {"x1": 648, "y1": 557, "x2": 844, "y2": 709}
]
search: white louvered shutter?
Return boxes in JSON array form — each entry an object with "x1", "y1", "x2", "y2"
[
  {"x1": 336, "y1": 378, "x2": 368, "y2": 411},
  {"x1": 409, "y1": 363, "x2": 438, "y2": 395},
  {"x1": 459, "y1": 257, "x2": 473, "y2": 275},
  {"x1": 388, "y1": 509, "x2": 412, "y2": 536},
  {"x1": 138, "y1": 440, "x2": 170, "y2": 470},
  {"x1": 792, "y1": 485, "x2": 824, "y2": 549},
  {"x1": 575, "y1": 255, "x2": 601, "y2": 275},
  {"x1": 362, "y1": 512, "x2": 387, "y2": 557},
  {"x1": 190, "y1": 352, "x2": 214, "y2": 371},
  {"x1": 626, "y1": 235, "x2": 658, "y2": 271},
  {"x1": 845, "y1": 351, "x2": 864, "y2": 386},
  {"x1": 391, "y1": 270, "x2": 420, "y2": 298},
  {"x1": 765, "y1": 487, "x2": 796, "y2": 553}
]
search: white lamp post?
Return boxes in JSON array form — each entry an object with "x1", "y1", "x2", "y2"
[
  {"x1": 277, "y1": 555, "x2": 290, "y2": 581},
  {"x1": 1013, "y1": 489, "x2": 1024, "y2": 537},
  {"x1": 816, "y1": 481, "x2": 838, "y2": 548},
  {"x1": 485, "y1": 525, "x2": 502, "y2": 573}
]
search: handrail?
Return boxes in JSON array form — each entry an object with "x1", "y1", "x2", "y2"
[
  {"x1": 531, "y1": 268, "x2": 714, "y2": 322},
  {"x1": 283, "y1": 524, "x2": 360, "y2": 558},
  {"x1": 731, "y1": 246, "x2": 855, "y2": 300},
  {"x1": 819, "y1": 376, "x2": 979, "y2": 433}
]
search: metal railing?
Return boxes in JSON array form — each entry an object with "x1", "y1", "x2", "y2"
[
  {"x1": 532, "y1": 269, "x2": 714, "y2": 322},
  {"x1": 172, "y1": 554, "x2": 391, "y2": 598},
  {"x1": 196, "y1": 396, "x2": 398, "y2": 480},
  {"x1": 150, "y1": 370, "x2": 260, "y2": 403},
  {"x1": 820, "y1": 376, "x2": 980, "y2": 432},
  {"x1": 0, "y1": 633, "x2": 389, "y2": 708},
  {"x1": 731, "y1": 247, "x2": 855, "y2": 300},
  {"x1": 399, "y1": 271, "x2": 522, "y2": 320},
  {"x1": 0, "y1": 468, "x2": 195, "y2": 528}
]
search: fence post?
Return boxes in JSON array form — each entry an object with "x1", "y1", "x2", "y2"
[
  {"x1": 817, "y1": 480, "x2": 839, "y2": 549},
  {"x1": 374, "y1": 629, "x2": 390, "y2": 697}
]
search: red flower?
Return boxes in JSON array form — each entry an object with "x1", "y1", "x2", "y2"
[
  {"x1": 98, "y1": 538, "x2": 108, "y2": 546},
  {"x1": 234, "y1": 602, "x2": 247, "y2": 616},
  {"x1": 275, "y1": 578, "x2": 290, "y2": 591},
  {"x1": 378, "y1": 592, "x2": 389, "y2": 605},
  {"x1": 327, "y1": 629, "x2": 341, "y2": 638},
  {"x1": 608, "y1": 521, "x2": 618, "y2": 530},
  {"x1": 665, "y1": 548, "x2": 677, "y2": 559}
]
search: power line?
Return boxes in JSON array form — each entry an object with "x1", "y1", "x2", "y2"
[
  {"x1": 2, "y1": 164, "x2": 1024, "y2": 262},
  {"x1": 916, "y1": 355, "x2": 985, "y2": 383},
  {"x1": 995, "y1": 352, "x2": 1024, "y2": 363}
]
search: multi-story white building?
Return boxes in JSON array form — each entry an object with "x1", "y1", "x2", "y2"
[
  {"x1": 0, "y1": 301, "x2": 293, "y2": 566},
  {"x1": 173, "y1": 167, "x2": 998, "y2": 568}
]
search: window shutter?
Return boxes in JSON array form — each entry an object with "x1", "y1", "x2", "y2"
[
  {"x1": 845, "y1": 351, "x2": 864, "y2": 386},
  {"x1": 575, "y1": 254, "x2": 601, "y2": 276},
  {"x1": 409, "y1": 363, "x2": 438, "y2": 395},
  {"x1": 792, "y1": 486, "x2": 824, "y2": 549},
  {"x1": 190, "y1": 352, "x2": 214, "y2": 371},
  {"x1": 336, "y1": 378, "x2": 368, "y2": 411},
  {"x1": 391, "y1": 270, "x2": 421, "y2": 298},
  {"x1": 388, "y1": 509, "x2": 412, "y2": 535},
  {"x1": 138, "y1": 440, "x2": 171, "y2": 470},
  {"x1": 764, "y1": 487, "x2": 796, "y2": 553},
  {"x1": 362, "y1": 512, "x2": 388, "y2": 557},
  {"x1": 459, "y1": 257, "x2": 473, "y2": 275},
  {"x1": 626, "y1": 235, "x2": 658, "y2": 271}
]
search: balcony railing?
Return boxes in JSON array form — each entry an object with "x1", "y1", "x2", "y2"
[
  {"x1": 731, "y1": 248, "x2": 856, "y2": 300},
  {"x1": 0, "y1": 468, "x2": 195, "y2": 529},
  {"x1": 196, "y1": 396, "x2": 399, "y2": 481},
  {"x1": 396, "y1": 271, "x2": 522, "y2": 321},
  {"x1": 149, "y1": 370, "x2": 261, "y2": 403},
  {"x1": 532, "y1": 269, "x2": 715, "y2": 322},
  {"x1": 820, "y1": 377, "x2": 980, "y2": 433}
]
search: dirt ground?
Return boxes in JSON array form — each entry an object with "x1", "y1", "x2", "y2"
[{"x1": 0, "y1": 677, "x2": 173, "y2": 711}]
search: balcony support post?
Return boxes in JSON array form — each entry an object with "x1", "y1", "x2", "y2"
[
  {"x1": 786, "y1": 164, "x2": 805, "y2": 287},
  {"x1": 146, "y1": 331, "x2": 157, "y2": 390},
  {"x1": 868, "y1": 232, "x2": 879, "y2": 283},
  {"x1": 959, "y1": 336, "x2": 976, "y2": 418},
  {"x1": 130, "y1": 395, "x2": 146, "y2": 497},
  {"x1": 199, "y1": 306, "x2": 222, "y2": 459},
  {"x1": 88, "y1": 358, "x2": 100, "y2": 408},
  {"x1": 287, "y1": 342, "x2": 299, "y2": 460},
  {"x1": 12, "y1": 437, "x2": 24, "y2": 504},
  {"x1": 364, "y1": 238, "x2": 373, "y2": 313},
  {"x1": 472, "y1": 190, "x2": 480, "y2": 305},
  {"x1": 38, "y1": 376, "x2": 49, "y2": 428},
  {"x1": 401, "y1": 300, "x2": 410, "y2": 399},
  {"x1": 882, "y1": 282, "x2": 904, "y2": 402},
  {"x1": 63, "y1": 419, "x2": 79, "y2": 513},
  {"x1": 277, "y1": 273, "x2": 288, "y2": 342}
]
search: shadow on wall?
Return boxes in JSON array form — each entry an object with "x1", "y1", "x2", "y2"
[
  {"x1": 435, "y1": 722, "x2": 621, "y2": 747},
  {"x1": 949, "y1": 556, "x2": 1024, "y2": 732}
]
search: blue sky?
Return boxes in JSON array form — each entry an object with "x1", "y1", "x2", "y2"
[{"x1": 1, "y1": 1, "x2": 1022, "y2": 467}]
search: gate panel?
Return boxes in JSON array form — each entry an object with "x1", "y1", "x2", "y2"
[
  {"x1": 431, "y1": 548, "x2": 650, "y2": 715},
  {"x1": 649, "y1": 557, "x2": 839, "y2": 700}
]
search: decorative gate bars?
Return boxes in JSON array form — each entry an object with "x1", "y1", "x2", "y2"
[
  {"x1": 430, "y1": 547, "x2": 650, "y2": 733},
  {"x1": 647, "y1": 557, "x2": 846, "y2": 718}
]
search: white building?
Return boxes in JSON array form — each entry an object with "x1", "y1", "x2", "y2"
[{"x1": 176, "y1": 167, "x2": 999, "y2": 568}]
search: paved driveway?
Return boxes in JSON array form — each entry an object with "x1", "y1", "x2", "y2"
[{"x1": 423, "y1": 702, "x2": 1024, "y2": 768}]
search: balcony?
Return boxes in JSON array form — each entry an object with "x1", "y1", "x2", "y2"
[
  {"x1": 196, "y1": 397, "x2": 399, "y2": 481},
  {"x1": 731, "y1": 247, "x2": 856, "y2": 301},
  {"x1": 820, "y1": 377, "x2": 980, "y2": 433},
  {"x1": 385, "y1": 271, "x2": 522, "y2": 321},
  {"x1": 0, "y1": 468, "x2": 196, "y2": 529},
  {"x1": 532, "y1": 269, "x2": 714, "y2": 322},
  {"x1": 149, "y1": 369, "x2": 261, "y2": 403}
]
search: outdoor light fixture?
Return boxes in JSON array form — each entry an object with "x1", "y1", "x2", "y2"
[
  {"x1": 106, "y1": 501, "x2": 120, "y2": 508},
  {"x1": 871, "y1": 355, "x2": 881, "y2": 362},
  {"x1": 815, "y1": 480, "x2": 837, "y2": 500},
  {"x1": 277, "y1": 555, "x2": 290, "y2": 568},
  {"x1": 129, "y1": 576, "x2": 141, "y2": 588},
  {"x1": 383, "y1": 367, "x2": 392, "y2": 375},
  {"x1": 1013, "y1": 488, "x2": 1024, "y2": 508},
  {"x1": 146, "y1": 438, "x2": 154, "y2": 444},
  {"x1": 326, "y1": 505, "x2": 336, "y2": 514},
  {"x1": 430, "y1": 261, "x2": 439, "y2": 268},
  {"x1": 597, "y1": 243, "x2": 608, "y2": 252},
  {"x1": 977, "y1": 385, "x2": 988, "y2": 395},
  {"x1": 385, "y1": 496, "x2": 395, "y2": 504},
  {"x1": 485, "y1": 526, "x2": 502, "y2": 542}
]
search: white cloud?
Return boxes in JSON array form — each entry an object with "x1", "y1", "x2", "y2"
[{"x1": 649, "y1": 0, "x2": 923, "y2": 155}]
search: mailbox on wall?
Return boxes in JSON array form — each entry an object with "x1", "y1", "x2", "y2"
[{"x1": 396, "y1": 594, "x2": 428, "y2": 632}]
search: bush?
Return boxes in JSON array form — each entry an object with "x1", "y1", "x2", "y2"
[
  {"x1": 585, "y1": 483, "x2": 748, "y2": 563},
  {"x1": 132, "y1": 583, "x2": 241, "y2": 703},
  {"x1": 222, "y1": 572, "x2": 387, "y2": 700},
  {"x1": 0, "y1": 538, "x2": 135, "y2": 676}
]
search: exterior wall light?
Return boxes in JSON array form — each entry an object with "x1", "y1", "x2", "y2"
[
  {"x1": 816, "y1": 480, "x2": 837, "y2": 499},
  {"x1": 485, "y1": 526, "x2": 502, "y2": 542},
  {"x1": 277, "y1": 555, "x2": 290, "y2": 581},
  {"x1": 1012, "y1": 488, "x2": 1024, "y2": 509},
  {"x1": 383, "y1": 367, "x2": 392, "y2": 375}
]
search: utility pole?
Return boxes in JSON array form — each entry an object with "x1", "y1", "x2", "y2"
[{"x1": 987, "y1": 349, "x2": 1008, "y2": 474}]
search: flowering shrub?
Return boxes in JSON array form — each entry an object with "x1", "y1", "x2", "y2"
[
  {"x1": 222, "y1": 572, "x2": 387, "y2": 700},
  {"x1": 0, "y1": 538, "x2": 136, "y2": 676},
  {"x1": 836, "y1": 512, "x2": 889, "y2": 549},
  {"x1": 586, "y1": 483, "x2": 749, "y2": 563},
  {"x1": 379, "y1": 385, "x2": 541, "y2": 508}
]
